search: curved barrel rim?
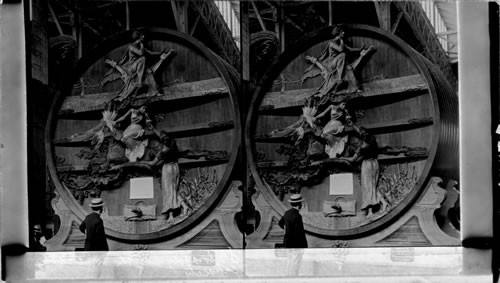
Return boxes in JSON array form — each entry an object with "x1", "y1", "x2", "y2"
[
  {"x1": 245, "y1": 24, "x2": 440, "y2": 238},
  {"x1": 46, "y1": 28, "x2": 241, "y2": 241}
]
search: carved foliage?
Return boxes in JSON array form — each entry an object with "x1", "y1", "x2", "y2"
[{"x1": 378, "y1": 164, "x2": 418, "y2": 209}]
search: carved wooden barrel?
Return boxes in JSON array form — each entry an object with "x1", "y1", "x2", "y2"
[
  {"x1": 46, "y1": 28, "x2": 240, "y2": 241},
  {"x1": 246, "y1": 24, "x2": 457, "y2": 237}
]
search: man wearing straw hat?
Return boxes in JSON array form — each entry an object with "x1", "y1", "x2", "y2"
[
  {"x1": 279, "y1": 194, "x2": 308, "y2": 276},
  {"x1": 79, "y1": 198, "x2": 109, "y2": 251},
  {"x1": 279, "y1": 194, "x2": 308, "y2": 248}
]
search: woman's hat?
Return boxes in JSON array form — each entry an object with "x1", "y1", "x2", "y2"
[
  {"x1": 89, "y1": 198, "x2": 105, "y2": 208},
  {"x1": 288, "y1": 194, "x2": 304, "y2": 203}
]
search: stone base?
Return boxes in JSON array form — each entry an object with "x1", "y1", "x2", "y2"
[
  {"x1": 45, "y1": 181, "x2": 245, "y2": 251},
  {"x1": 245, "y1": 176, "x2": 460, "y2": 248}
]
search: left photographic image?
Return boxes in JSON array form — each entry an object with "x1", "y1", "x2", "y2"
[{"x1": 29, "y1": 0, "x2": 244, "y2": 251}]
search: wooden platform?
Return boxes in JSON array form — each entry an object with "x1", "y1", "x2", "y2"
[
  {"x1": 259, "y1": 75, "x2": 428, "y2": 114},
  {"x1": 59, "y1": 77, "x2": 229, "y2": 117}
]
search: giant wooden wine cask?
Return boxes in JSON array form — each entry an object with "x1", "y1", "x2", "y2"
[
  {"x1": 46, "y1": 28, "x2": 240, "y2": 242},
  {"x1": 246, "y1": 24, "x2": 457, "y2": 238}
]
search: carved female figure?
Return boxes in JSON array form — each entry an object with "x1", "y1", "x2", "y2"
[
  {"x1": 113, "y1": 105, "x2": 152, "y2": 162},
  {"x1": 141, "y1": 131, "x2": 187, "y2": 220},
  {"x1": 157, "y1": 134, "x2": 181, "y2": 219},
  {"x1": 342, "y1": 125, "x2": 388, "y2": 218},
  {"x1": 103, "y1": 29, "x2": 175, "y2": 101},
  {"x1": 302, "y1": 25, "x2": 374, "y2": 97},
  {"x1": 315, "y1": 100, "x2": 352, "y2": 158}
]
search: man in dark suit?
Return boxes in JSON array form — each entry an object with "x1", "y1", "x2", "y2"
[
  {"x1": 32, "y1": 224, "x2": 47, "y2": 251},
  {"x1": 279, "y1": 194, "x2": 308, "y2": 248},
  {"x1": 79, "y1": 198, "x2": 109, "y2": 251},
  {"x1": 279, "y1": 194, "x2": 308, "y2": 276}
]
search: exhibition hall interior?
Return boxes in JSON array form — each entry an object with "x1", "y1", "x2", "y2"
[{"x1": 0, "y1": 0, "x2": 497, "y2": 281}]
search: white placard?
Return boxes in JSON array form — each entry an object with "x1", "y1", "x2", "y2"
[
  {"x1": 130, "y1": 177, "x2": 154, "y2": 199},
  {"x1": 329, "y1": 173, "x2": 354, "y2": 195}
]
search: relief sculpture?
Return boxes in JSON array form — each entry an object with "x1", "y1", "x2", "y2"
[
  {"x1": 254, "y1": 24, "x2": 435, "y2": 232},
  {"x1": 302, "y1": 25, "x2": 375, "y2": 99},
  {"x1": 52, "y1": 29, "x2": 236, "y2": 236},
  {"x1": 102, "y1": 29, "x2": 176, "y2": 102}
]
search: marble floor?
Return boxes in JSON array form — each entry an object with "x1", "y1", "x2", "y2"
[{"x1": 3, "y1": 247, "x2": 493, "y2": 282}]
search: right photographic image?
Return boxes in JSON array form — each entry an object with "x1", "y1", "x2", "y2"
[{"x1": 245, "y1": 1, "x2": 459, "y2": 248}]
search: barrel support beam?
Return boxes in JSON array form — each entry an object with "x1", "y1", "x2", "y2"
[
  {"x1": 391, "y1": 11, "x2": 403, "y2": 34},
  {"x1": 374, "y1": 1, "x2": 391, "y2": 32},
  {"x1": 171, "y1": 0, "x2": 190, "y2": 34}
]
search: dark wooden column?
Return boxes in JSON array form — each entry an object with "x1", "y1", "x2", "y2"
[
  {"x1": 240, "y1": 0, "x2": 251, "y2": 240},
  {"x1": 241, "y1": 1, "x2": 250, "y2": 83},
  {"x1": 374, "y1": 1, "x2": 391, "y2": 31},
  {"x1": 29, "y1": 0, "x2": 52, "y2": 239},
  {"x1": 171, "y1": 0, "x2": 189, "y2": 34},
  {"x1": 275, "y1": 2, "x2": 285, "y2": 91}
]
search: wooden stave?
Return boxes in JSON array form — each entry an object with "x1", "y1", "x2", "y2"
[
  {"x1": 45, "y1": 28, "x2": 241, "y2": 242},
  {"x1": 417, "y1": 53, "x2": 458, "y2": 180},
  {"x1": 245, "y1": 24, "x2": 456, "y2": 238}
]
